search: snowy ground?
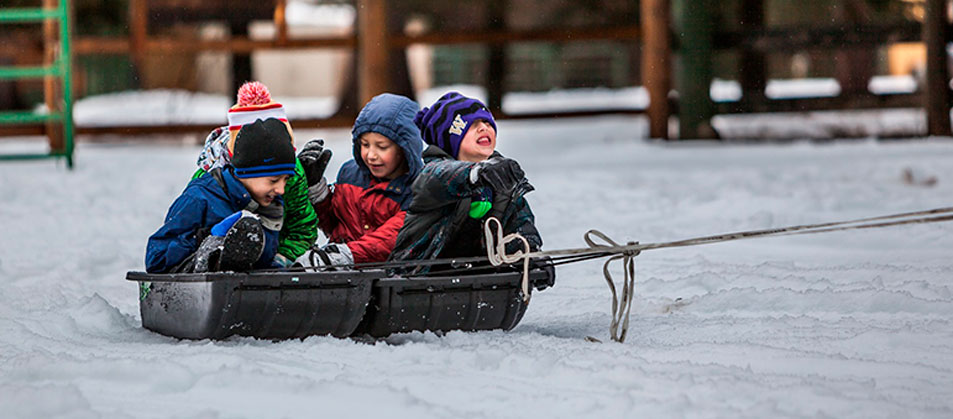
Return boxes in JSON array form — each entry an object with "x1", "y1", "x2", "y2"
[{"x1": 1, "y1": 116, "x2": 953, "y2": 418}]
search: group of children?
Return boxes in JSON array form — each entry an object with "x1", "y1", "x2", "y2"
[{"x1": 145, "y1": 82, "x2": 553, "y2": 290}]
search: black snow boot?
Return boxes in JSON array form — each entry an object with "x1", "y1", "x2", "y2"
[
  {"x1": 191, "y1": 235, "x2": 225, "y2": 273},
  {"x1": 219, "y1": 215, "x2": 265, "y2": 272}
]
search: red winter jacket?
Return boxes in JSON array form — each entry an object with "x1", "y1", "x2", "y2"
[
  {"x1": 315, "y1": 167, "x2": 412, "y2": 263},
  {"x1": 314, "y1": 93, "x2": 424, "y2": 263}
]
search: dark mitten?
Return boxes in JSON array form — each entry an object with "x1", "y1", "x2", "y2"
[
  {"x1": 489, "y1": 178, "x2": 535, "y2": 221},
  {"x1": 298, "y1": 139, "x2": 333, "y2": 187},
  {"x1": 471, "y1": 157, "x2": 525, "y2": 193}
]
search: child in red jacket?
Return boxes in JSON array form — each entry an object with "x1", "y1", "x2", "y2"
[{"x1": 295, "y1": 93, "x2": 424, "y2": 267}]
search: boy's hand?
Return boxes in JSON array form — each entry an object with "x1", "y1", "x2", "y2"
[
  {"x1": 471, "y1": 157, "x2": 525, "y2": 193},
  {"x1": 293, "y1": 243, "x2": 353, "y2": 270},
  {"x1": 308, "y1": 177, "x2": 330, "y2": 206},
  {"x1": 298, "y1": 139, "x2": 332, "y2": 187},
  {"x1": 272, "y1": 253, "x2": 294, "y2": 268},
  {"x1": 320, "y1": 243, "x2": 353, "y2": 266}
]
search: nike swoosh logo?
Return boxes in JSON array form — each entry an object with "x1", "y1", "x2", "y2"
[{"x1": 263, "y1": 158, "x2": 275, "y2": 163}]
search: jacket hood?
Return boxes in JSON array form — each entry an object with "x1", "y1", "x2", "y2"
[{"x1": 351, "y1": 93, "x2": 424, "y2": 184}]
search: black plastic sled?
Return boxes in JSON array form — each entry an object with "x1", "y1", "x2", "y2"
[{"x1": 127, "y1": 268, "x2": 550, "y2": 340}]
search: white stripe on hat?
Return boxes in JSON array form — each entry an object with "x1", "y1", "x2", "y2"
[{"x1": 227, "y1": 106, "x2": 288, "y2": 128}]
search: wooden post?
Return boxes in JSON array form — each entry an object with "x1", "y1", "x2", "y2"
[
  {"x1": 386, "y1": 4, "x2": 415, "y2": 99},
  {"x1": 357, "y1": 0, "x2": 389, "y2": 107},
  {"x1": 128, "y1": 0, "x2": 147, "y2": 86},
  {"x1": 486, "y1": 0, "x2": 507, "y2": 114},
  {"x1": 924, "y1": 0, "x2": 951, "y2": 136},
  {"x1": 641, "y1": 0, "x2": 671, "y2": 139},
  {"x1": 835, "y1": 0, "x2": 874, "y2": 97},
  {"x1": 275, "y1": 0, "x2": 288, "y2": 46},
  {"x1": 229, "y1": 18, "x2": 252, "y2": 94},
  {"x1": 739, "y1": 0, "x2": 765, "y2": 105},
  {"x1": 677, "y1": 0, "x2": 716, "y2": 139},
  {"x1": 43, "y1": 0, "x2": 63, "y2": 151}
]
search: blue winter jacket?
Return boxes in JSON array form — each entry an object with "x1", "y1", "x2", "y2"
[{"x1": 145, "y1": 168, "x2": 280, "y2": 273}]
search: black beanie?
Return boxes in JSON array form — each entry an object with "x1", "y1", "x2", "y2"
[{"x1": 230, "y1": 118, "x2": 296, "y2": 178}]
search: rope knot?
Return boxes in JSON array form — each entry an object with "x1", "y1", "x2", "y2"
[{"x1": 623, "y1": 241, "x2": 641, "y2": 257}]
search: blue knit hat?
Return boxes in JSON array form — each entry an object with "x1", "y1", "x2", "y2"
[
  {"x1": 414, "y1": 92, "x2": 496, "y2": 159},
  {"x1": 231, "y1": 118, "x2": 297, "y2": 179}
]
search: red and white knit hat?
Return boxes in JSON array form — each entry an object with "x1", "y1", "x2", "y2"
[{"x1": 226, "y1": 81, "x2": 294, "y2": 153}]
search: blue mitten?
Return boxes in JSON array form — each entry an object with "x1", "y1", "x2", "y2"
[{"x1": 211, "y1": 211, "x2": 244, "y2": 236}]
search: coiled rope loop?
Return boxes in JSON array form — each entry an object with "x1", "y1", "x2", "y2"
[
  {"x1": 584, "y1": 230, "x2": 640, "y2": 343},
  {"x1": 484, "y1": 217, "x2": 533, "y2": 301}
]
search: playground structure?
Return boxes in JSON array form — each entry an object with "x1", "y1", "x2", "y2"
[
  {"x1": 0, "y1": 0, "x2": 951, "y2": 159},
  {"x1": 0, "y1": 0, "x2": 73, "y2": 167}
]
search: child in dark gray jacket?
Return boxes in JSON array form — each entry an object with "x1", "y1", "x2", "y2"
[{"x1": 390, "y1": 92, "x2": 552, "y2": 288}]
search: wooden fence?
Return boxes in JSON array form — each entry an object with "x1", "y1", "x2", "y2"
[{"x1": 1, "y1": 0, "x2": 951, "y2": 140}]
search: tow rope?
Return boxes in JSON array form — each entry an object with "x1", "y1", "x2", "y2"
[
  {"x1": 483, "y1": 206, "x2": 953, "y2": 343},
  {"x1": 274, "y1": 206, "x2": 953, "y2": 343}
]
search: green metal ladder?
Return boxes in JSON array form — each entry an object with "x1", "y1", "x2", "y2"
[{"x1": 0, "y1": 1, "x2": 74, "y2": 168}]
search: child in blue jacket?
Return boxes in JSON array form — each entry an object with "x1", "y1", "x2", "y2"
[{"x1": 146, "y1": 118, "x2": 296, "y2": 273}]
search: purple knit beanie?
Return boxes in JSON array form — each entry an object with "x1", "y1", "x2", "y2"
[{"x1": 413, "y1": 92, "x2": 497, "y2": 159}]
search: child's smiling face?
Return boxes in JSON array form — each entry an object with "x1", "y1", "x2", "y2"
[
  {"x1": 239, "y1": 175, "x2": 289, "y2": 207},
  {"x1": 360, "y1": 132, "x2": 406, "y2": 180},
  {"x1": 458, "y1": 119, "x2": 496, "y2": 162}
]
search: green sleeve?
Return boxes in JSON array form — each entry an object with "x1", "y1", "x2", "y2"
[
  {"x1": 191, "y1": 163, "x2": 318, "y2": 260},
  {"x1": 276, "y1": 160, "x2": 318, "y2": 259}
]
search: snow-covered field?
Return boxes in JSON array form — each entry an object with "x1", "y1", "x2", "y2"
[{"x1": 1, "y1": 116, "x2": 952, "y2": 418}]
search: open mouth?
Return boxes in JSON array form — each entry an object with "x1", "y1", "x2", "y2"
[{"x1": 476, "y1": 136, "x2": 492, "y2": 146}]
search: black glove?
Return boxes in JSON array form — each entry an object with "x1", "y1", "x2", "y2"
[
  {"x1": 472, "y1": 157, "x2": 525, "y2": 194},
  {"x1": 530, "y1": 256, "x2": 556, "y2": 291},
  {"x1": 298, "y1": 139, "x2": 332, "y2": 187}
]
